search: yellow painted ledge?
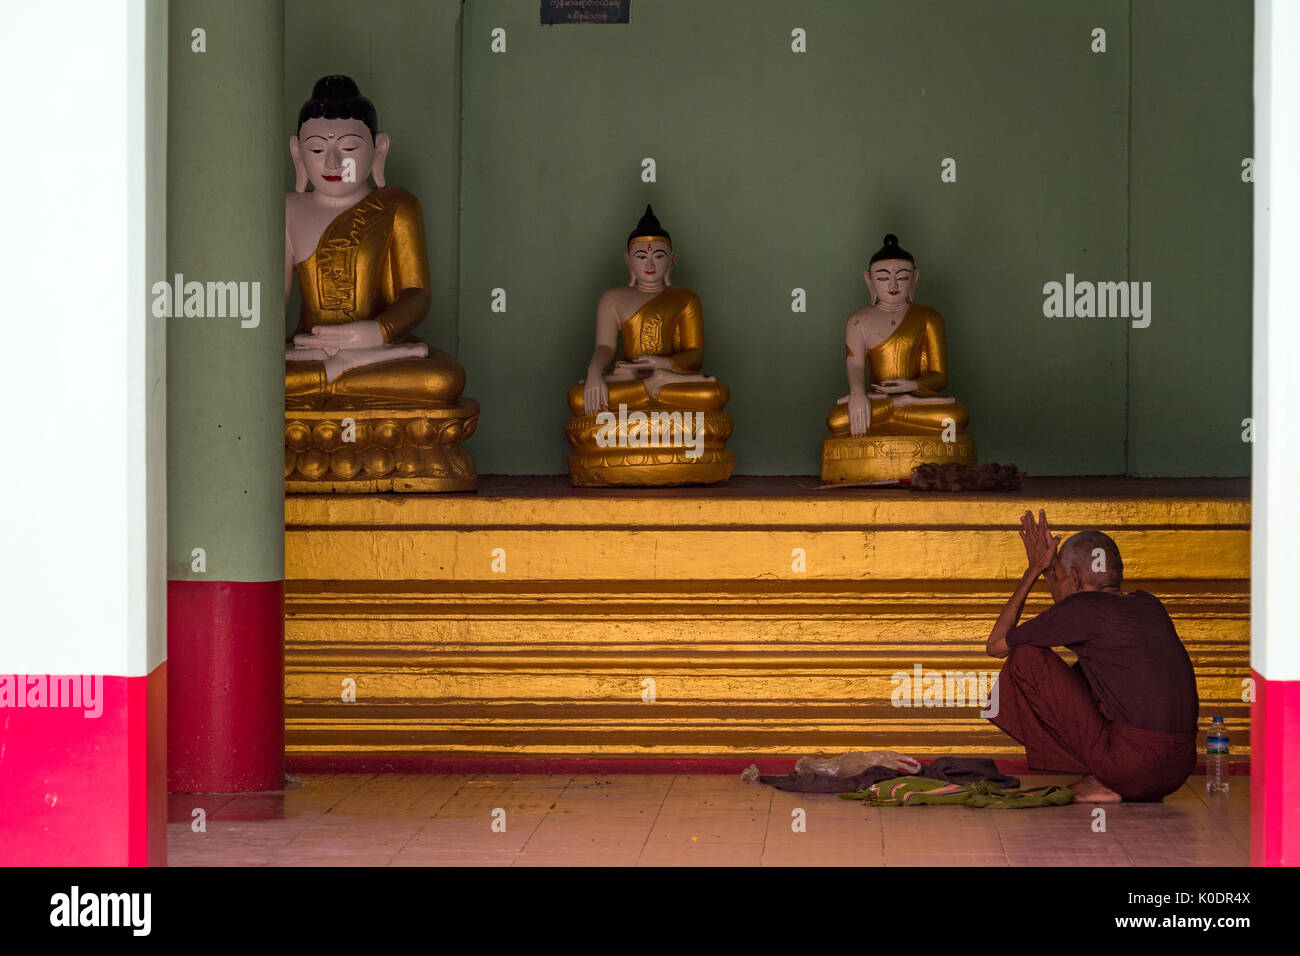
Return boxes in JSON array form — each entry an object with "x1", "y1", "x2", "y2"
[{"x1": 284, "y1": 476, "x2": 1251, "y2": 760}]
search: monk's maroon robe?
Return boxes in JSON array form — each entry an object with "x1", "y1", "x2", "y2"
[{"x1": 990, "y1": 590, "x2": 1199, "y2": 801}]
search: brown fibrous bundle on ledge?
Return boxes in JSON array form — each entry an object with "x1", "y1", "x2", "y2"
[{"x1": 909, "y1": 462, "x2": 1024, "y2": 491}]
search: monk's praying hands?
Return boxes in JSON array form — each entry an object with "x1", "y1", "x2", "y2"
[{"x1": 1020, "y1": 509, "x2": 1062, "y2": 578}]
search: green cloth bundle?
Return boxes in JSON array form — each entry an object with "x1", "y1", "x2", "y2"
[{"x1": 838, "y1": 776, "x2": 1075, "y2": 808}]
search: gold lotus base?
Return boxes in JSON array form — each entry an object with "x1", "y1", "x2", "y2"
[
  {"x1": 821, "y1": 432, "x2": 977, "y2": 483},
  {"x1": 283, "y1": 476, "x2": 1250, "y2": 759},
  {"x1": 566, "y1": 408, "x2": 734, "y2": 487},
  {"x1": 285, "y1": 401, "x2": 478, "y2": 493}
]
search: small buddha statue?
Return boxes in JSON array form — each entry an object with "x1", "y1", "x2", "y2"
[
  {"x1": 820, "y1": 234, "x2": 976, "y2": 482},
  {"x1": 565, "y1": 206, "x2": 734, "y2": 486},
  {"x1": 283, "y1": 76, "x2": 478, "y2": 492}
]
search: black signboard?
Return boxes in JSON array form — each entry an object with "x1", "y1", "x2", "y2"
[{"x1": 541, "y1": 0, "x2": 631, "y2": 25}]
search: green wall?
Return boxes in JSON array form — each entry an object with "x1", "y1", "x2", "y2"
[
  {"x1": 1128, "y1": 0, "x2": 1253, "y2": 476},
  {"x1": 169, "y1": 0, "x2": 284, "y2": 581},
  {"x1": 281, "y1": 0, "x2": 1253, "y2": 477}
]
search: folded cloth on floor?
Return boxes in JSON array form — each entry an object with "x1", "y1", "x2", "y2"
[
  {"x1": 758, "y1": 755, "x2": 1018, "y2": 794},
  {"x1": 838, "y1": 776, "x2": 1074, "y2": 809},
  {"x1": 925, "y1": 757, "x2": 1021, "y2": 789},
  {"x1": 758, "y1": 764, "x2": 907, "y2": 794}
]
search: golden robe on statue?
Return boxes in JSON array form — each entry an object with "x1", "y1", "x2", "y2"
[
  {"x1": 566, "y1": 287, "x2": 729, "y2": 413},
  {"x1": 827, "y1": 304, "x2": 969, "y2": 436},
  {"x1": 286, "y1": 186, "x2": 466, "y2": 410}
]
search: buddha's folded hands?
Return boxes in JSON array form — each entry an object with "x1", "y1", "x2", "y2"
[
  {"x1": 324, "y1": 343, "x2": 429, "y2": 381},
  {"x1": 297, "y1": 319, "x2": 386, "y2": 351},
  {"x1": 609, "y1": 360, "x2": 654, "y2": 379}
]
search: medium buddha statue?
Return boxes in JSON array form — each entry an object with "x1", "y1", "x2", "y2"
[
  {"x1": 565, "y1": 206, "x2": 734, "y2": 486},
  {"x1": 283, "y1": 75, "x2": 477, "y2": 492},
  {"x1": 820, "y1": 234, "x2": 977, "y2": 482}
]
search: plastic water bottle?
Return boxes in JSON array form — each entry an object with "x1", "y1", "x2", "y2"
[{"x1": 1206, "y1": 717, "x2": 1229, "y2": 794}]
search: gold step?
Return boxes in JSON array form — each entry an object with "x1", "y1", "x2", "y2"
[{"x1": 284, "y1": 476, "x2": 1251, "y2": 759}]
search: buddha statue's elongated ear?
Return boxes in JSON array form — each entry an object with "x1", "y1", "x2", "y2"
[
  {"x1": 908, "y1": 267, "x2": 919, "y2": 302},
  {"x1": 663, "y1": 250, "x2": 676, "y2": 287},
  {"x1": 863, "y1": 270, "x2": 876, "y2": 305},
  {"x1": 372, "y1": 132, "x2": 391, "y2": 188},
  {"x1": 625, "y1": 249, "x2": 636, "y2": 287},
  {"x1": 290, "y1": 135, "x2": 308, "y2": 193}
]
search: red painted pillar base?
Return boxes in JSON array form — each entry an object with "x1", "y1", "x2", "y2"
[
  {"x1": 0, "y1": 665, "x2": 166, "y2": 865},
  {"x1": 1251, "y1": 668, "x2": 1300, "y2": 866},
  {"x1": 168, "y1": 580, "x2": 284, "y2": 793}
]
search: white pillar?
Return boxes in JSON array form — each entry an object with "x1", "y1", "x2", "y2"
[
  {"x1": 0, "y1": 0, "x2": 167, "y2": 865},
  {"x1": 1251, "y1": 0, "x2": 1300, "y2": 867}
]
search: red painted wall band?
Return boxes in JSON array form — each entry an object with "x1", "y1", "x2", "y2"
[
  {"x1": 1251, "y1": 669, "x2": 1300, "y2": 866},
  {"x1": 167, "y1": 580, "x2": 284, "y2": 793},
  {"x1": 0, "y1": 667, "x2": 165, "y2": 866}
]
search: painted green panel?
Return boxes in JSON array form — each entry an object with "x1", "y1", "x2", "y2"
[
  {"x1": 459, "y1": 0, "x2": 1130, "y2": 475},
  {"x1": 167, "y1": 0, "x2": 285, "y2": 581},
  {"x1": 1128, "y1": 0, "x2": 1252, "y2": 477},
  {"x1": 170, "y1": 0, "x2": 1254, "y2": 487}
]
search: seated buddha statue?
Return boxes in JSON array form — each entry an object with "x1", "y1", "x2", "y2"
[
  {"x1": 820, "y1": 234, "x2": 976, "y2": 483},
  {"x1": 283, "y1": 76, "x2": 477, "y2": 492},
  {"x1": 565, "y1": 206, "x2": 734, "y2": 486}
]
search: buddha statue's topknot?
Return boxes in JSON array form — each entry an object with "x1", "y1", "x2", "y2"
[
  {"x1": 869, "y1": 233, "x2": 914, "y2": 264},
  {"x1": 628, "y1": 204, "x2": 672, "y2": 247},
  {"x1": 297, "y1": 74, "x2": 379, "y2": 142}
]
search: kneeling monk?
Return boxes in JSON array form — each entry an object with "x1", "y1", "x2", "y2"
[{"x1": 985, "y1": 511, "x2": 1199, "y2": 803}]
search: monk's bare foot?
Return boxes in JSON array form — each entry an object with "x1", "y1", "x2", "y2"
[{"x1": 1069, "y1": 775, "x2": 1123, "y2": 803}]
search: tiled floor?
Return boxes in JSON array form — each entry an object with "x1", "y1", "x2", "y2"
[{"x1": 166, "y1": 773, "x2": 1251, "y2": 866}]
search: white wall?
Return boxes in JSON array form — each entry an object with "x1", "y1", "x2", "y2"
[
  {"x1": 0, "y1": 0, "x2": 166, "y2": 677},
  {"x1": 1253, "y1": 1, "x2": 1300, "y2": 681}
]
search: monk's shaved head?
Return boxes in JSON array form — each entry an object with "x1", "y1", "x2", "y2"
[{"x1": 1058, "y1": 531, "x2": 1123, "y2": 589}]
